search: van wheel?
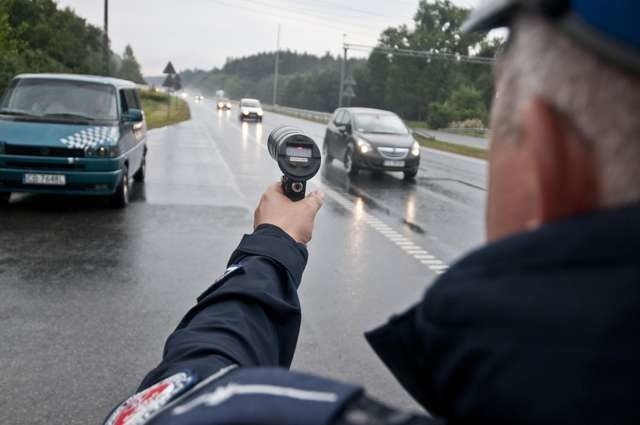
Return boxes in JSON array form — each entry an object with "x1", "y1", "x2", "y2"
[
  {"x1": 111, "y1": 166, "x2": 130, "y2": 208},
  {"x1": 0, "y1": 192, "x2": 10, "y2": 206},
  {"x1": 133, "y1": 153, "x2": 146, "y2": 183},
  {"x1": 344, "y1": 146, "x2": 359, "y2": 177}
]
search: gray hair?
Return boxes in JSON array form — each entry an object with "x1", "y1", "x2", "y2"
[{"x1": 495, "y1": 16, "x2": 640, "y2": 207}]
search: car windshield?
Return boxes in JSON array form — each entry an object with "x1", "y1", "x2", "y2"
[
  {"x1": 0, "y1": 78, "x2": 118, "y2": 121},
  {"x1": 242, "y1": 100, "x2": 260, "y2": 108},
  {"x1": 353, "y1": 113, "x2": 409, "y2": 135}
]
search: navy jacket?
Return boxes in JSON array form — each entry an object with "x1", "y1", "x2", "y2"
[
  {"x1": 105, "y1": 224, "x2": 432, "y2": 425},
  {"x1": 107, "y1": 205, "x2": 640, "y2": 425},
  {"x1": 368, "y1": 204, "x2": 640, "y2": 424}
]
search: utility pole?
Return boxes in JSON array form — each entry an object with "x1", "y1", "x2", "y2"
[
  {"x1": 272, "y1": 24, "x2": 281, "y2": 106},
  {"x1": 103, "y1": 0, "x2": 109, "y2": 75},
  {"x1": 338, "y1": 34, "x2": 347, "y2": 107}
]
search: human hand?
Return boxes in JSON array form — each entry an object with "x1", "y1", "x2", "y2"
[{"x1": 254, "y1": 182, "x2": 325, "y2": 244}]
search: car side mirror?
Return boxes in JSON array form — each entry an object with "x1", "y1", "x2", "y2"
[
  {"x1": 345, "y1": 123, "x2": 352, "y2": 134},
  {"x1": 123, "y1": 108, "x2": 143, "y2": 123}
]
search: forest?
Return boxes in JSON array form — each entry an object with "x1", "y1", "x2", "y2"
[
  {"x1": 0, "y1": 0, "x2": 145, "y2": 92},
  {"x1": 183, "y1": 0, "x2": 501, "y2": 128}
]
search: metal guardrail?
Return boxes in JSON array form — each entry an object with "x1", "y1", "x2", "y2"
[
  {"x1": 263, "y1": 104, "x2": 332, "y2": 123},
  {"x1": 262, "y1": 104, "x2": 490, "y2": 150}
]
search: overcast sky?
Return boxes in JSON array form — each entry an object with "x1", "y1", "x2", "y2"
[{"x1": 56, "y1": 0, "x2": 480, "y2": 76}]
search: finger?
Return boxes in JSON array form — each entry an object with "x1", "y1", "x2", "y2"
[
  {"x1": 304, "y1": 190, "x2": 325, "y2": 213},
  {"x1": 267, "y1": 181, "x2": 284, "y2": 194}
]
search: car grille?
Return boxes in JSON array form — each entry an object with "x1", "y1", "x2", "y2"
[
  {"x1": 377, "y1": 147, "x2": 409, "y2": 160},
  {"x1": 4, "y1": 144, "x2": 86, "y2": 158},
  {"x1": 5, "y1": 161, "x2": 85, "y2": 171}
]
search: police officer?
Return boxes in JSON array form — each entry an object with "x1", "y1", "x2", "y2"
[{"x1": 105, "y1": 1, "x2": 640, "y2": 424}]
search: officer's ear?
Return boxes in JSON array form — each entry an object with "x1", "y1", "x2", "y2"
[{"x1": 521, "y1": 97, "x2": 599, "y2": 225}]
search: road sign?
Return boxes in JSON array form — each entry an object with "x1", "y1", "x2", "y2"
[
  {"x1": 343, "y1": 86, "x2": 356, "y2": 98},
  {"x1": 344, "y1": 75, "x2": 357, "y2": 86},
  {"x1": 162, "y1": 74, "x2": 176, "y2": 88},
  {"x1": 163, "y1": 62, "x2": 176, "y2": 75}
]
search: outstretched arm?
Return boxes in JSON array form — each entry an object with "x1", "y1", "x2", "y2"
[{"x1": 138, "y1": 184, "x2": 324, "y2": 390}]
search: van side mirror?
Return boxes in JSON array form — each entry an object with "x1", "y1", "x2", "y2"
[{"x1": 123, "y1": 108, "x2": 143, "y2": 123}]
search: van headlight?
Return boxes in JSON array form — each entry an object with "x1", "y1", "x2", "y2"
[
  {"x1": 257, "y1": 109, "x2": 264, "y2": 116},
  {"x1": 87, "y1": 145, "x2": 119, "y2": 158},
  {"x1": 411, "y1": 141, "x2": 421, "y2": 157},
  {"x1": 356, "y1": 139, "x2": 372, "y2": 154}
]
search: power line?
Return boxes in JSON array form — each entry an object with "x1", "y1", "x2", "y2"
[
  {"x1": 208, "y1": 0, "x2": 381, "y2": 40},
  {"x1": 345, "y1": 43, "x2": 496, "y2": 65},
  {"x1": 234, "y1": 0, "x2": 387, "y2": 33},
  {"x1": 279, "y1": 0, "x2": 400, "y2": 20}
]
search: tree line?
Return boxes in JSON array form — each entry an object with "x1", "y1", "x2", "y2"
[
  {"x1": 0, "y1": 0, "x2": 145, "y2": 93},
  {"x1": 184, "y1": 0, "x2": 500, "y2": 129}
]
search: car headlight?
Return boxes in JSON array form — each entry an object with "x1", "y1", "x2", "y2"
[
  {"x1": 356, "y1": 139, "x2": 372, "y2": 154},
  {"x1": 411, "y1": 141, "x2": 421, "y2": 157},
  {"x1": 218, "y1": 103, "x2": 223, "y2": 108},
  {"x1": 257, "y1": 109, "x2": 264, "y2": 116},
  {"x1": 241, "y1": 108, "x2": 249, "y2": 115},
  {"x1": 226, "y1": 103, "x2": 232, "y2": 108}
]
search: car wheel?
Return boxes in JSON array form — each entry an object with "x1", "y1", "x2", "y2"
[
  {"x1": 344, "y1": 146, "x2": 359, "y2": 177},
  {"x1": 0, "y1": 192, "x2": 10, "y2": 206},
  {"x1": 404, "y1": 169, "x2": 418, "y2": 180},
  {"x1": 133, "y1": 150, "x2": 147, "y2": 183},
  {"x1": 323, "y1": 140, "x2": 333, "y2": 162},
  {"x1": 111, "y1": 166, "x2": 130, "y2": 208}
]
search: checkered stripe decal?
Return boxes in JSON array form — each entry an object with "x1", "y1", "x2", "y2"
[{"x1": 59, "y1": 126, "x2": 118, "y2": 149}]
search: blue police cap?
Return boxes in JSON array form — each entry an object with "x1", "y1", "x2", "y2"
[{"x1": 463, "y1": 0, "x2": 640, "y2": 74}]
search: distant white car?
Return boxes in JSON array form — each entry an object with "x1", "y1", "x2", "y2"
[
  {"x1": 239, "y1": 98, "x2": 263, "y2": 122},
  {"x1": 195, "y1": 95, "x2": 204, "y2": 102}
]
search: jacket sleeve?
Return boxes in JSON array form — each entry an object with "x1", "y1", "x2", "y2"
[{"x1": 138, "y1": 224, "x2": 308, "y2": 391}]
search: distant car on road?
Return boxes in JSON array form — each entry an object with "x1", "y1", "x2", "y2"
[
  {"x1": 0, "y1": 73, "x2": 147, "y2": 208},
  {"x1": 323, "y1": 108, "x2": 420, "y2": 180},
  {"x1": 195, "y1": 95, "x2": 204, "y2": 102},
  {"x1": 217, "y1": 98, "x2": 232, "y2": 110},
  {"x1": 239, "y1": 98, "x2": 263, "y2": 122}
]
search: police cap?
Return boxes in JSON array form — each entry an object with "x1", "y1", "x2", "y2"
[{"x1": 463, "y1": 0, "x2": 640, "y2": 74}]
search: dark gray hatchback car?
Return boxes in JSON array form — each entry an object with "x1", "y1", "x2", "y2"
[{"x1": 323, "y1": 108, "x2": 421, "y2": 180}]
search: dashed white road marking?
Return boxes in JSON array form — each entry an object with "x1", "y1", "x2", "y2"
[{"x1": 324, "y1": 188, "x2": 450, "y2": 275}]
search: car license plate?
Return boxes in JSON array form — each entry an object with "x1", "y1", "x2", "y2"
[
  {"x1": 23, "y1": 173, "x2": 66, "y2": 186},
  {"x1": 384, "y1": 160, "x2": 405, "y2": 168}
]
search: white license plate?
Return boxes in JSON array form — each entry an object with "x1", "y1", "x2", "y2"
[
  {"x1": 23, "y1": 173, "x2": 66, "y2": 186},
  {"x1": 384, "y1": 160, "x2": 405, "y2": 168}
]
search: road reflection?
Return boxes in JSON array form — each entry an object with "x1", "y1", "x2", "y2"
[{"x1": 321, "y1": 160, "x2": 423, "y2": 234}]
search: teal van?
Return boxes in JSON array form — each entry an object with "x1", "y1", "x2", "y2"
[{"x1": 0, "y1": 74, "x2": 147, "y2": 207}]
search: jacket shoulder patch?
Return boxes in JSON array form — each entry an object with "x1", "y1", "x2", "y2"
[{"x1": 104, "y1": 371, "x2": 196, "y2": 425}]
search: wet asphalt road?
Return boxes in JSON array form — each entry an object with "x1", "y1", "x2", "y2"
[{"x1": 0, "y1": 98, "x2": 487, "y2": 424}]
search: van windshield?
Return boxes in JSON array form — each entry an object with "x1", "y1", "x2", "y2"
[{"x1": 0, "y1": 78, "x2": 118, "y2": 121}]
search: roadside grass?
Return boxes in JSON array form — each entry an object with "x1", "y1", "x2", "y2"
[
  {"x1": 415, "y1": 134, "x2": 488, "y2": 160},
  {"x1": 141, "y1": 91, "x2": 191, "y2": 130}
]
